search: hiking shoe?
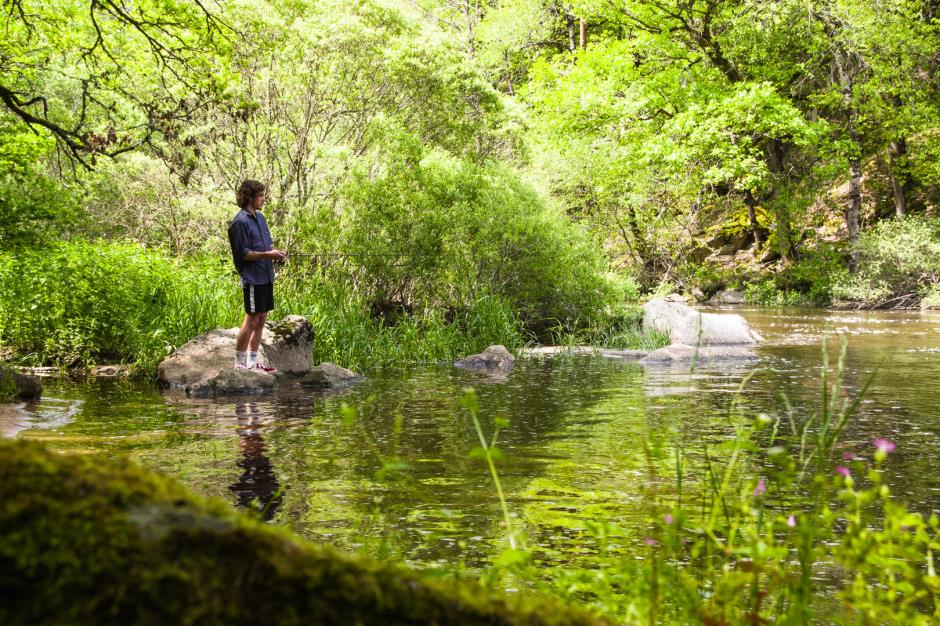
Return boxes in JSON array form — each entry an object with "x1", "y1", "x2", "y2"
[
  {"x1": 234, "y1": 363, "x2": 250, "y2": 370},
  {"x1": 254, "y1": 363, "x2": 278, "y2": 374}
]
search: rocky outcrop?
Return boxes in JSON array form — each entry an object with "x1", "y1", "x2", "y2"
[
  {"x1": 643, "y1": 299, "x2": 762, "y2": 347},
  {"x1": 157, "y1": 316, "x2": 313, "y2": 396},
  {"x1": 301, "y1": 362, "x2": 364, "y2": 389},
  {"x1": 0, "y1": 439, "x2": 610, "y2": 626},
  {"x1": 455, "y1": 345, "x2": 516, "y2": 370},
  {"x1": 0, "y1": 365, "x2": 41, "y2": 401},
  {"x1": 641, "y1": 299, "x2": 762, "y2": 366},
  {"x1": 259, "y1": 315, "x2": 314, "y2": 374}
]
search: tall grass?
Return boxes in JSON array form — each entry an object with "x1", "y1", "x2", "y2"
[
  {"x1": 0, "y1": 240, "x2": 526, "y2": 373},
  {"x1": 277, "y1": 270, "x2": 525, "y2": 370}
]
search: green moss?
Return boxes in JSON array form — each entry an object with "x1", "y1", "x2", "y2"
[{"x1": 0, "y1": 440, "x2": 609, "y2": 626}]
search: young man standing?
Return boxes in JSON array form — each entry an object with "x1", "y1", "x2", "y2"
[{"x1": 227, "y1": 180, "x2": 286, "y2": 371}]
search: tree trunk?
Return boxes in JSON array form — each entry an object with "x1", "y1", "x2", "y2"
[
  {"x1": 568, "y1": 17, "x2": 576, "y2": 51},
  {"x1": 579, "y1": 18, "x2": 587, "y2": 49},
  {"x1": 846, "y1": 156, "x2": 863, "y2": 243},
  {"x1": 833, "y1": 46, "x2": 863, "y2": 253},
  {"x1": 743, "y1": 190, "x2": 764, "y2": 246},
  {"x1": 889, "y1": 138, "x2": 910, "y2": 217}
]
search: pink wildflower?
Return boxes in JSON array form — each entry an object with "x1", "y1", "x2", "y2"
[
  {"x1": 787, "y1": 515, "x2": 796, "y2": 528},
  {"x1": 643, "y1": 537, "x2": 658, "y2": 546},
  {"x1": 754, "y1": 478, "x2": 767, "y2": 496},
  {"x1": 872, "y1": 438, "x2": 896, "y2": 454},
  {"x1": 835, "y1": 466, "x2": 851, "y2": 478},
  {"x1": 663, "y1": 514, "x2": 674, "y2": 525}
]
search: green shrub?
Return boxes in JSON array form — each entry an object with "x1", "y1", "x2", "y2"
[
  {"x1": 277, "y1": 268, "x2": 526, "y2": 369},
  {"x1": 298, "y1": 149, "x2": 620, "y2": 339},
  {"x1": 833, "y1": 217, "x2": 940, "y2": 307}
]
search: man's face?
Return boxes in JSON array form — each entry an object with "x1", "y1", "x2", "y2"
[{"x1": 252, "y1": 192, "x2": 266, "y2": 210}]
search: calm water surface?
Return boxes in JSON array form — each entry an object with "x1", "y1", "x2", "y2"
[{"x1": 4, "y1": 307, "x2": 940, "y2": 571}]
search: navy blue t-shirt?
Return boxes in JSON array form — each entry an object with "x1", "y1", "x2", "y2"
[{"x1": 227, "y1": 209, "x2": 275, "y2": 286}]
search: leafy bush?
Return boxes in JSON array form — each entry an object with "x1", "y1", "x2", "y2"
[
  {"x1": 833, "y1": 218, "x2": 940, "y2": 307},
  {"x1": 298, "y1": 148, "x2": 621, "y2": 338}
]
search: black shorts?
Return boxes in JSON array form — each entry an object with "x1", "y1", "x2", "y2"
[{"x1": 243, "y1": 283, "x2": 274, "y2": 314}]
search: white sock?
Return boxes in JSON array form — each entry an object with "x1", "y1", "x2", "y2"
[
  {"x1": 235, "y1": 351, "x2": 247, "y2": 367},
  {"x1": 247, "y1": 351, "x2": 258, "y2": 367}
]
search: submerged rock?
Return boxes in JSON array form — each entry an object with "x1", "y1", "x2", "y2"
[
  {"x1": 301, "y1": 362, "x2": 364, "y2": 388},
  {"x1": 0, "y1": 365, "x2": 41, "y2": 401},
  {"x1": 641, "y1": 343, "x2": 759, "y2": 365},
  {"x1": 187, "y1": 368, "x2": 278, "y2": 397},
  {"x1": 643, "y1": 299, "x2": 762, "y2": 347},
  {"x1": 157, "y1": 316, "x2": 313, "y2": 396},
  {"x1": 455, "y1": 345, "x2": 515, "y2": 370},
  {"x1": 0, "y1": 440, "x2": 609, "y2": 626}
]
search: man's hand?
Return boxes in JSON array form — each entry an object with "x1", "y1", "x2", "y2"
[{"x1": 268, "y1": 249, "x2": 287, "y2": 261}]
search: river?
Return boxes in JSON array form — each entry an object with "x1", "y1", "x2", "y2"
[{"x1": 3, "y1": 307, "x2": 939, "y2": 573}]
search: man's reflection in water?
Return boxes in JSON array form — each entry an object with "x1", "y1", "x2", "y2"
[{"x1": 229, "y1": 401, "x2": 283, "y2": 521}]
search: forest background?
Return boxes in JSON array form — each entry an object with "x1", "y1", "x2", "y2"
[{"x1": 1, "y1": 0, "x2": 938, "y2": 372}]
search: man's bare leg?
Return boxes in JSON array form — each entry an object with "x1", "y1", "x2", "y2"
[
  {"x1": 249, "y1": 312, "x2": 268, "y2": 352},
  {"x1": 236, "y1": 312, "x2": 265, "y2": 368}
]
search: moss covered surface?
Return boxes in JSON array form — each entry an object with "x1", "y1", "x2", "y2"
[{"x1": 0, "y1": 440, "x2": 608, "y2": 626}]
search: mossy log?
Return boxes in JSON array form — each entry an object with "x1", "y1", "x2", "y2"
[{"x1": 0, "y1": 441, "x2": 608, "y2": 626}]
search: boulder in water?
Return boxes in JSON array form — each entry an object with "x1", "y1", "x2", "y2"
[
  {"x1": 643, "y1": 299, "x2": 762, "y2": 346},
  {"x1": 186, "y1": 367, "x2": 278, "y2": 397},
  {"x1": 157, "y1": 315, "x2": 313, "y2": 396},
  {"x1": 455, "y1": 345, "x2": 515, "y2": 370},
  {"x1": 301, "y1": 362, "x2": 364, "y2": 388},
  {"x1": 709, "y1": 289, "x2": 746, "y2": 305},
  {"x1": 0, "y1": 365, "x2": 41, "y2": 401}
]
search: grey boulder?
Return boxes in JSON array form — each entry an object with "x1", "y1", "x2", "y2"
[
  {"x1": 0, "y1": 366, "x2": 41, "y2": 401},
  {"x1": 455, "y1": 345, "x2": 515, "y2": 370},
  {"x1": 301, "y1": 363, "x2": 364, "y2": 388},
  {"x1": 157, "y1": 315, "x2": 313, "y2": 395},
  {"x1": 643, "y1": 299, "x2": 762, "y2": 347},
  {"x1": 187, "y1": 368, "x2": 278, "y2": 397},
  {"x1": 709, "y1": 289, "x2": 746, "y2": 305}
]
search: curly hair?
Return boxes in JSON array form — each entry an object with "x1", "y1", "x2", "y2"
[{"x1": 236, "y1": 180, "x2": 266, "y2": 209}]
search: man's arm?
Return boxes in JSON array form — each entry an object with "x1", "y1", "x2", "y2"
[{"x1": 243, "y1": 249, "x2": 285, "y2": 261}]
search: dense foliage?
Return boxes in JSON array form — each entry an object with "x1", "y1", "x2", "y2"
[{"x1": 2, "y1": 0, "x2": 938, "y2": 371}]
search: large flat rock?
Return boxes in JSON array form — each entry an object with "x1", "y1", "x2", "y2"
[
  {"x1": 157, "y1": 315, "x2": 313, "y2": 396},
  {"x1": 643, "y1": 299, "x2": 762, "y2": 346},
  {"x1": 187, "y1": 368, "x2": 278, "y2": 397}
]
